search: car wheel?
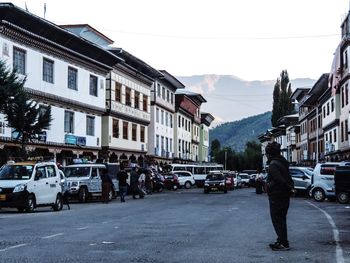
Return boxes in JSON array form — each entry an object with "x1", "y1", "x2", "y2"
[
  {"x1": 184, "y1": 181, "x2": 191, "y2": 189},
  {"x1": 17, "y1": 207, "x2": 24, "y2": 213},
  {"x1": 53, "y1": 194, "x2": 63, "y2": 211},
  {"x1": 204, "y1": 189, "x2": 209, "y2": 194},
  {"x1": 25, "y1": 195, "x2": 35, "y2": 213},
  {"x1": 313, "y1": 188, "x2": 325, "y2": 202},
  {"x1": 337, "y1": 192, "x2": 350, "y2": 204},
  {"x1": 224, "y1": 189, "x2": 227, "y2": 194},
  {"x1": 108, "y1": 189, "x2": 114, "y2": 201},
  {"x1": 78, "y1": 187, "x2": 88, "y2": 203}
]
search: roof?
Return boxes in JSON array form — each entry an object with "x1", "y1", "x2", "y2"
[
  {"x1": 201, "y1": 112, "x2": 215, "y2": 126},
  {"x1": 0, "y1": 3, "x2": 122, "y2": 69},
  {"x1": 302, "y1": 74, "x2": 329, "y2": 106},
  {"x1": 176, "y1": 90, "x2": 207, "y2": 104},
  {"x1": 291, "y1": 87, "x2": 311, "y2": 101},
  {"x1": 159, "y1": 70, "x2": 185, "y2": 90},
  {"x1": 109, "y1": 48, "x2": 163, "y2": 79}
]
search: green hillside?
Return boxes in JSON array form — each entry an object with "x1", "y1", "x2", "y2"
[{"x1": 209, "y1": 111, "x2": 272, "y2": 152}]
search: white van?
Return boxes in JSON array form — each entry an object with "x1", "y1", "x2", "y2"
[
  {"x1": 0, "y1": 161, "x2": 63, "y2": 212},
  {"x1": 310, "y1": 162, "x2": 341, "y2": 201}
]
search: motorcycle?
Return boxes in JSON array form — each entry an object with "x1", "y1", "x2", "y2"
[{"x1": 152, "y1": 173, "x2": 165, "y2": 193}]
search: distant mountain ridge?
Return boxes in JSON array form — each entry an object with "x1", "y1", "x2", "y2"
[
  {"x1": 209, "y1": 111, "x2": 272, "y2": 152},
  {"x1": 177, "y1": 74, "x2": 315, "y2": 125}
]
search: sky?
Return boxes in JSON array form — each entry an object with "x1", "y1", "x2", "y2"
[{"x1": 8, "y1": 0, "x2": 350, "y2": 82}]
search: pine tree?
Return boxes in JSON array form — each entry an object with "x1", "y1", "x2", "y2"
[
  {"x1": 271, "y1": 70, "x2": 295, "y2": 126},
  {"x1": 271, "y1": 79, "x2": 281, "y2": 126},
  {"x1": 0, "y1": 60, "x2": 53, "y2": 159}
]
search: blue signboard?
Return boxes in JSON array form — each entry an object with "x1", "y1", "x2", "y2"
[
  {"x1": 37, "y1": 131, "x2": 47, "y2": 142},
  {"x1": 76, "y1": 136, "x2": 86, "y2": 146},
  {"x1": 65, "y1": 134, "x2": 77, "y2": 145}
]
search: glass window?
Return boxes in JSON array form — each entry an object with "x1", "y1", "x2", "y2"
[
  {"x1": 64, "y1": 111, "x2": 74, "y2": 133},
  {"x1": 89, "y1": 75, "x2": 98, "y2": 97},
  {"x1": 156, "y1": 108, "x2": 159, "y2": 123},
  {"x1": 134, "y1": 91, "x2": 140, "y2": 109},
  {"x1": 86, "y1": 116, "x2": 95, "y2": 136},
  {"x1": 125, "y1": 87, "x2": 131, "y2": 106},
  {"x1": 13, "y1": 47, "x2": 26, "y2": 75},
  {"x1": 162, "y1": 87, "x2": 165, "y2": 100},
  {"x1": 68, "y1": 67, "x2": 78, "y2": 90},
  {"x1": 161, "y1": 110, "x2": 164, "y2": 125},
  {"x1": 132, "y1": 124, "x2": 137, "y2": 141},
  {"x1": 140, "y1": 126, "x2": 145, "y2": 143},
  {"x1": 123, "y1": 121, "x2": 128, "y2": 140},
  {"x1": 143, "y1": 95, "x2": 148, "y2": 111},
  {"x1": 43, "y1": 58, "x2": 54, "y2": 83},
  {"x1": 115, "y1": 82, "x2": 121, "y2": 102},
  {"x1": 46, "y1": 166, "x2": 56, "y2": 178},
  {"x1": 112, "y1": 119, "x2": 119, "y2": 138},
  {"x1": 167, "y1": 90, "x2": 170, "y2": 102},
  {"x1": 157, "y1": 83, "x2": 161, "y2": 97}
]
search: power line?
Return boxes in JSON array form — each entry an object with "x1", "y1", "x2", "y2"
[{"x1": 102, "y1": 28, "x2": 340, "y2": 41}]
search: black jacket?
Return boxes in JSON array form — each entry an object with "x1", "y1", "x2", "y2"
[{"x1": 266, "y1": 155, "x2": 294, "y2": 197}]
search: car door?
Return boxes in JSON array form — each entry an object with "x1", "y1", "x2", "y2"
[
  {"x1": 289, "y1": 169, "x2": 306, "y2": 190},
  {"x1": 45, "y1": 165, "x2": 60, "y2": 203},
  {"x1": 90, "y1": 167, "x2": 100, "y2": 193},
  {"x1": 32, "y1": 165, "x2": 51, "y2": 204}
]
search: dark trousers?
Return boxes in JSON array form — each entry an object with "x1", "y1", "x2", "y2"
[
  {"x1": 269, "y1": 196, "x2": 290, "y2": 244},
  {"x1": 119, "y1": 186, "x2": 127, "y2": 202},
  {"x1": 63, "y1": 191, "x2": 70, "y2": 210},
  {"x1": 101, "y1": 182, "x2": 111, "y2": 203}
]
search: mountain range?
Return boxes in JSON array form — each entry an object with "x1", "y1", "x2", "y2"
[
  {"x1": 209, "y1": 111, "x2": 272, "y2": 152},
  {"x1": 177, "y1": 74, "x2": 316, "y2": 126}
]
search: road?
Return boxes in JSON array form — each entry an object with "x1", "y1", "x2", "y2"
[{"x1": 0, "y1": 188, "x2": 350, "y2": 263}]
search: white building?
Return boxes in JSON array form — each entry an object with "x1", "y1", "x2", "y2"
[
  {"x1": 148, "y1": 70, "x2": 184, "y2": 164},
  {"x1": 0, "y1": 4, "x2": 119, "y2": 165},
  {"x1": 199, "y1": 113, "x2": 214, "y2": 162}
]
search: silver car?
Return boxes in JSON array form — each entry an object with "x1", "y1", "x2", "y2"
[
  {"x1": 64, "y1": 163, "x2": 119, "y2": 203},
  {"x1": 289, "y1": 167, "x2": 313, "y2": 194}
]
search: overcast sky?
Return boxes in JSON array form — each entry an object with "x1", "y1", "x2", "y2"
[{"x1": 9, "y1": 0, "x2": 350, "y2": 81}]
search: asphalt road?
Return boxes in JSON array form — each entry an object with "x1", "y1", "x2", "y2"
[{"x1": 0, "y1": 188, "x2": 350, "y2": 263}]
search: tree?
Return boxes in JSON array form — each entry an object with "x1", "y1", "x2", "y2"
[
  {"x1": 271, "y1": 70, "x2": 295, "y2": 126},
  {"x1": 210, "y1": 139, "x2": 221, "y2": 158},
  {"x1": 0, "y1": 60, "x2": 52, "y2": 159}
]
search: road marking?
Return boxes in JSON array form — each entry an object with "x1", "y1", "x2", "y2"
[
  {"x1": 102, "y1": 220, "x2": 112, "y2": 224},
  {"x1": 114, "y1": 226, "x2": 119, "y2": 229},
  {"x1": 307, "y1": 201, "x2": 345, "y2": 263},
  {"x1": 0, "y1": 243, "x2": 27, "y2": 252},
  {"x1": 41, "y1": 233, "x2": 64, "y2": 239},
  {"x1": 77, "y1": 226, "x2": 89, "y2": 230},
  {"x1": 102, "y1": 241, "x2": 115, "y2": 244}
]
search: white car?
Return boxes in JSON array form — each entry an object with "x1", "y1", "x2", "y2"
[
  {"x1": 0, "y1": 161, "x2": 64, "y2": 212},
  {"x1": 173, "y1": 171, "x2": 195, "y2": 189},
  {"x1": 239, "y1": 173, "x2": 250, "y2": 186}
]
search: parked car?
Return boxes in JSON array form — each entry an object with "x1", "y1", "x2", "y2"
[
  {"x1": 334, "y1": 165, "x2": 350, "y2": 203},
  {"x1": 204, "y1": 172, "x2": 227, "y2": 194},
  {"x1": 162, "y1": 173, "x2": 179, "y2": 190},
  {"x1": 0, "y1": 161, "x2": 64, "y2": 212},
  {"x1": 239, "y1": 173, "x2": 250, "y2": 187},
  {"x1": 289, "y1": 166, "x2": 313, "y2": 194},
  {"x1": 309, "y1": 162, "x2": 346, "y2": 202},
  {"x1": 64, "y1": 163, "x2": 119, "y2": 202},
  {"x1": 173, "y1": 171, "x2": 195, "y2": 189}
]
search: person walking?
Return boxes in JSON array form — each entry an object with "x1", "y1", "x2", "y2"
[
  {"x1": 130, "y1": 165, "x2": 140, "y2": 199},
  {"x1": 117, "y1": 164, "x2": 128, "y2": 202},
  {"x1": 265, "y1": 141, "x2": 294, "y2": 251},
  {"x1": 145, "y1": 170, "x2": 153, "y2": 195},
  {"x1": 101, "y1": 168, "x2": 113, "y2": 204}
]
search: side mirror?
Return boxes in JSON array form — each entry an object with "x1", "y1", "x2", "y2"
[
  {"x1": 302, "y1": 175, "x2": 308, "y2": 180},
  {"x1": 34, "y1": 175, "x2": 40, "y2": 181}
]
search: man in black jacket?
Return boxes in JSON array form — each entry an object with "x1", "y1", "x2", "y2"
[{"x1": 265, "y1": 141, "x2": 294, "y2": 251}]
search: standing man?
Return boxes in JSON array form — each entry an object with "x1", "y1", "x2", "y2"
[
  {"x1": 265, "y1": 142, "x2": 294, "y2": 251},
  {"x1": 101, "y1": 168, "x2": 113, "y2": 204},
  {"x1": 117, "y1": 164, "x2": 128, "y2": 202},
  {"x1": 130, "y1": 165, "x2": 140, "y2": 199}
]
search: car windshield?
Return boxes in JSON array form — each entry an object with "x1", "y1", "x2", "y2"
[
  {"x1": 302, "y1": 168, "x2": 313, "y2": 176},
  {"x1": 239, "y1": 174, "x2": 249, "y2": 179},
  {"x1": 64, "y1": 167, "x2": 90, "y2": 177},
  {"x1": 0, "y1": 164, "x2": 33, "y2": 180},
  {"x1": 206, "y1": 174, "x2": 224, "y2": 180}
]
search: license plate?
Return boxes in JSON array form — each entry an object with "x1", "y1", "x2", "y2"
[
  {"x1": 0, "y1": 194, "x2": 6, "y2": 201},
  {"x1": 211, "y1": 187, "x2": 217, "y2": 191}
]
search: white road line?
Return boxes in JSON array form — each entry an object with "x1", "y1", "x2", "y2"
[
  {"x1": 41, "y1": 233, "x2": 64, "y2": 239},
  {"x1": 306, "y1": 201, "x2": 345, "y2": 263},
  {"x1": 76, "y1": 226, "x2": 89, "y2": 230},
  {"x1": 0, "y1": 243, "x2": 27, "y2": 252}
]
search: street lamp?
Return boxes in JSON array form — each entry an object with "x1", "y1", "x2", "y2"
[{"x1": 224, "y1": 150, "x2": 227, "y2": 171}]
